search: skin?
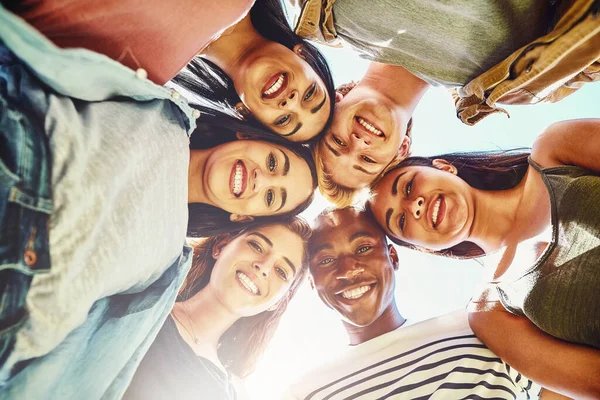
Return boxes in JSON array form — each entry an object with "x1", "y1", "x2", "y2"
[
  {"x1": 371, "y1": 119, "x2": 600, "y2": 398},
  {"x1": 203, "y1": 14, "x2": 331, "y2": 142},
  {"x1": 188, "y1": 139, "x2": 314, "y2": 221},
  {"x1": 309, "y1": 207, "x2": 405, "y2": 345},
  {"x1": 319, "y1": 62, "x2": 428, "y2": 189},
  {"x1": 172, "y1": 224, "x2": 305, "y2": 370}
]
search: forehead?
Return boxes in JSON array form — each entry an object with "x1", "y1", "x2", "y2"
[
  {"x1": 310, "y1": 209, "x2": 384, "y2": 250},
  {"x1": 241, "y1": 225, "x2": 304, "y2": 260}
]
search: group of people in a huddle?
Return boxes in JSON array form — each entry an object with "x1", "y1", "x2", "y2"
[{"x1": 0, "y1": 0, "x2": 598, "y2": 399}]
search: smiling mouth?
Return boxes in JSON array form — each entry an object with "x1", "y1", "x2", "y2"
[
  {"x1": 230, "y1": 160, "x2": 247, "y2": 197},
  {"x1": 236, "y1": 271, "x2": 260, "y2": 295},
  {"x1": 262, "y1": 72, "x2": 288, "y2": 99},
  {"x1": 430, "y1": 195, "x2": 446, "y2": 228},
  {"x1": 336, "y1": 283, "x2": 375, "y2": 300},
  {"x1": 355, "y1": 116, "x2": 385, "y2": 138}
]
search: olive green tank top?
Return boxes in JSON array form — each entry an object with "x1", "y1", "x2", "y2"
[{"x1": 497, "y1": 157, "x2": 600, "y2": 349}]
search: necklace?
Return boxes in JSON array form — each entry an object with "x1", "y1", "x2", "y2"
[{"x1": 172, "y1": 303, "x2": 202, "y2": 346}]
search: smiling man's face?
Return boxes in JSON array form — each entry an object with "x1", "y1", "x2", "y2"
[{"x1": 308, "y1": 208, "x2": 399, "y2": 326}]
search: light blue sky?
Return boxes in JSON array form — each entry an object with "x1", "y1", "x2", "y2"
[{"x1": 246, "y1": 43, "x2": 600, "y2": 399}]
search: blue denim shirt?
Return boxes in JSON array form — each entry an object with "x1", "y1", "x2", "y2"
[{"x1": 0, "y1": 6, "x2": 196, "y2": 398}]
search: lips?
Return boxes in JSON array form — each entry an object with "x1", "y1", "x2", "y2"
[
  {"x1": 262, "y1": 72, "x2": 288, "y2": 100},
  {"x1": 354, "y1": 116, "x2": 385, "y2": 138},
  {"x1": 428, "y1": 195, "x2": 446, "y2": 228},
  {"x1": 236, "y1": 270, "x2": 261, "y2": 296},
  {"x1": 230, "y1": 160, "x2": 247, "y2": 197},
  {"x1": 335, "y1": 282, "x2": 377, "y2": 301}
]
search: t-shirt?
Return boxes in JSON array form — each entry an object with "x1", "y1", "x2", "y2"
[
  {"x1": 124, "y1": 316, "x2": 237, "y2": 400},
  {"x1": 285, "y1": 311, "x2": 540, "y2": 399},
  {"x1": 333, "y1": 0, "x2": 549, "y2": 87},
  {"x1": 13, "y1": 97, "x2": 190, "y2": 365}
]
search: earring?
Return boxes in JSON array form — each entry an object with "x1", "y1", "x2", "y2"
[
  {"x1": 213, "y1": 251, "x2": 220, "y2": 257},
  {"x1": 234, "y1": 102, "x2": 251, "y2": 118}
]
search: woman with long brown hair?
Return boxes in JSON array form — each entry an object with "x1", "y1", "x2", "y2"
[
  {"x1": 367, "y1": 119, "x2": 600, "y2": 398},
  {"x1": 124, "y1": 217, "x2": 311, "y2": 399}
]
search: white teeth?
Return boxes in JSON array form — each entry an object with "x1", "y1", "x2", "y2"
[
  {"x1": 357, "y1": 117, "x2": 384, "y2": 137},
  {"x1": 237, "y1": 272, "x2": 259, "y2": 295},
  {"x1": 341, "y1": 285, "x2": 371, "y2": 299},
  {"x1": 432, "y1": 198, "x2": 441, "y2": 226},
  {"x1": 232, "y1": 164, "x2": 243, "y2": 195},
  {"x1": 264, "y1": 74, "x2": 284, "y2": 95}
]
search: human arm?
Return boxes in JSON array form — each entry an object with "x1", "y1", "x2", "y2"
[
  {"x1": 468, "y1": 309, "x2": 600, "y2": 399},
  {"x1": 539, "y1": 389, "x2": 573, "y2": 400},
  {"x1": 531, "y1": 118, "x2": 600, "y2": 173}
]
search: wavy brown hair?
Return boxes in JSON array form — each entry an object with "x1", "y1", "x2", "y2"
[{"x1": 178, "y1": 217, "x2": 311, "y2": 377}]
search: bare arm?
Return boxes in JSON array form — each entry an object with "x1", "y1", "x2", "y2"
[
  {"x1": 468, "y1": 309, "x2": 600, "y2": 399},
  {"x1": 539, "y1": 389, "x2": 573, "y2": 400},
  {"x1": 531, "y1": 119, "x2": 600, "y2": 172}
]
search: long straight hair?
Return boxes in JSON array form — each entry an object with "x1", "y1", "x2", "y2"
[
  {"x1": 172, "y1": 0, "x2": 336, "y2": 143},
  {"x1": 186, "y1": 110, "x2": 317, "y2": 238},
  {"x1": 178, "y1": 218, "x2": 312, "y2": 377},
  {"x1": 370, "y1": 150, "x2": 531, "y2": 258}
]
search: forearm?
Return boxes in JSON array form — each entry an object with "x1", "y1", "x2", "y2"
[{"x1": 469, "y1": 310, "x2": 600, "y2": 399}]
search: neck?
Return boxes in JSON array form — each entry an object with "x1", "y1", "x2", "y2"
[
  {"x1": 188, "y1": 149, "x2": 212, "y2": 205},
  {"x1": 361, "y1": 62, "x2": 429, "y2": 116},
  {"x1": 468, "y1": 184, "x2": 526, "y2": 253},
  {"x1": 202, "y1": 14, "x2": 269, "y2": 85},
  {"x1": 174, "y1": 286, "x2": 239, "y2": 352},
  {"x1": 343, "y1": 302, "x2": 406, "y2": 345}
]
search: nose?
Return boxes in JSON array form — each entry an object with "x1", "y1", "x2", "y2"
[
  {"x1": 279, "y1": 90, "x2": 298, "y2": 108},
  {"x1": 254, "y1": 261, "x2": 274, "y2": 279},
  {"x1": 408, "y1": 196, "x2": 425, "y2": 220},
  {"x1": 252, "y1": 169, "x2": 265, "y2": 193},
  {"x1": 335, "y1": 257, "x2": 365, "y2": 280},
  {"x1": 351, "y1": 131, "x2": 371, "y2": 148}
]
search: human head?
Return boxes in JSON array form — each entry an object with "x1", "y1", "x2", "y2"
[
  {"x1": 308, "y1": 207, "x2": 399, "y2": 327},
  {"x1": 367, "y1": 151, "x2": 530, "y2": 258},
  {"x1": 315, "y1": 81, "x2": 413, "y2": 207},
  {"x1": 187, "y1": 133, "x2": 317, "y2": 237},
  {"x1": 179, "y1": 217, "x2": 312, "y2": 377},
  {"x1": 173, "y1": 0, "x2": 336, "y2": 143}
]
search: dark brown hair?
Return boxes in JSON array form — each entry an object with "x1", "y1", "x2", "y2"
[
  {"x1": 178, "y1": 217, "x2": 311, "y2": 377},
  {"x1": 368, "y1": 150, "x2": 530, "y2": 258}
]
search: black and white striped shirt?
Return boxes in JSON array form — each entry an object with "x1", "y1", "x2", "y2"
[{"x1": 285, "y1": 311, "x2": 539, "y2": 400}]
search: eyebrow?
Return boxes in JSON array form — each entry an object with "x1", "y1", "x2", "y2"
[
  {"x1": 283, "y1": 256, "x2": 297, "y2": 276},
  {"x1": 279, "y1": 149, "x2": 290, "y2": 176},
  {"x1": 324, "y1": 142, "x2": 341, "y2": 157},
  {"x1": 310, "y1": 243, "x2": 332, "y2": 255},
  {"x1": 311, "y1": 91, "x2": 327, "y2": 114},
  {"x1": 349, "y1": 231, "x2": 375, "y2": 242},
  {"x1": 385, "y1": 208, "x2": 394, "y2": 233},
  {"x1": 282, "y1": 123, "x2": 303, "y2": 137},
  {"x1": 353, "y1": 165, "x2": 377, "y2": 175},
  {"x1": 276, "y1": 188, "x2": 287, "y2": 212},
  {"x1": 248, "y1": 232, "x2": 273, "y2": 247},
  {"x1": 391, "y1": 172, "x2": 407, "y2": 196}
]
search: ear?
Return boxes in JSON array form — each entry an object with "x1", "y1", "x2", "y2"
[
  {"x1": 397, "y1": 135, "x2": 412, "y2": 160},
  {"x1": 229, "y1": 214, "x2": 255, "y2": 223},
  {"x1": 234, "y1": 102, "x2": 251, "y2": 119},
  {"x1": 308, "y1": 274, "x2": 315, "y2": 290},
  {"x1": 387, "y1": 244, "x2": 399, "y2": 271},
  {"x1": 432, "y1": 159, "x2": 457, "y2": 175},
  {"x1": 335, "y1": 91, "x2": 344, "y2": 103},
  {"x1": 235, "y1": 131, "x2": 250, "y2": 140},
  {"x1": 293, "y1": 44, "x2": 306, "y2": 60},
  {"x1": 212, "y1": 235, "x2": 233, "y2": 260}
]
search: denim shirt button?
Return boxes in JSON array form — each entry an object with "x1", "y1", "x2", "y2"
[
  {"x1": 135, "y1": 68, "x2": 148, "y2": 80},
  {"x1": 192, "y1": 109, "x2": 201, "y2": 119},
  {"x1": 24, "y1": 249, "x2": 37, "y2": 266},
  {"x1": 171, "y1": 90, "x2": 181, "y2": 100}
]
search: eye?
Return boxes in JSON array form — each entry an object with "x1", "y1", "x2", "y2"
[
  {"x1": 267, "y1": 153, "x2": 277, "y2": 172},
  {"x1": 248, "y1": 240, "x2": 263, "y2": 253},
  {"x1": 275, "y1": 266, "x2": 288, "y2": 281},
  {"x1": 405, "y1": 177, "x2": 414, "y2": 197},
  {"x1": 361, "y1": 156, "x2": 376, "y2": 164},
  {"x1": 304, "y1": 83, "x2": 317, "y2": 102},
  {"x1": 357, "y1": 245, "x2": 372, "y2": 254},
  {"x1": 274, "y1": 114, "x2": 291, "y2": 127},
  {"x1": 318, "y1": 257, "x2": 335, "y2": 266},
  {"x1": 332, "y1": 135, "x2": 346, "y2": 147},
  {"x1": 399, "y1": 213, "x2": 406, "y2": 232},
  {"x1": 266, "y1": 189, "x2": 274, "y2": 207}
]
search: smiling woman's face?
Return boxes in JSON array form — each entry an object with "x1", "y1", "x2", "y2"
[
  {"x1": 234, "y1": 43, "x2": 331, "y2": 142},
  {"x1": 209, "y1": 224, "x2": 305, "y2": 316},
  {"x1": 201, "y1": 140, "x2": 314, "y2": 218},
  {"x1": 369, "y1": 163, "x2": 475, "y2": 251}
]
